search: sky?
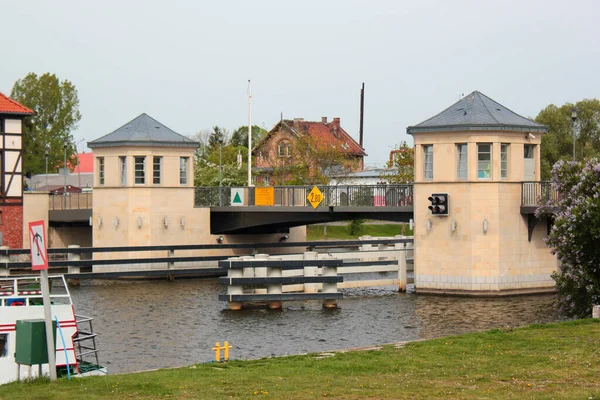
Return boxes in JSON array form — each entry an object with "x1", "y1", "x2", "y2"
[{"x1": 2, "y1": 0, "x2": 599, "y2": 167}]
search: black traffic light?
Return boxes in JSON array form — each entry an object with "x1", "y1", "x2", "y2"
[{"x1": 428, "y1": 193, "x2": 449, "y2": 216}]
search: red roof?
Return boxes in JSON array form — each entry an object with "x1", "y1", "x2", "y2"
[
  {"x1": 70, "y1": 152, "x2": 94, "y2": 173},
  {"x1": 0, "y1": 92, "x2": 34, "y2": 115},
  {"x1": 269, "y1": 118, "x2": 366, "y2": 156}
]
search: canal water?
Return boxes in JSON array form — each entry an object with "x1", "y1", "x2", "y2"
[{"x1": 69, "y1": 278, "x2": 562, "y2": 374}]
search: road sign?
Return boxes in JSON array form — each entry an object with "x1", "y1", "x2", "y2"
[
  {"x1": 255, "y1": 187, "x2": 275, "y2": 206},
  {"x1": 307, "y1": 186, "x2": 324, "y2": 209},
  {"x1": 231, "y1": 188, "x2": 245, "y2": 206},
  {"x1": 28, "y1": 220, "x2": 48, "y2": 271}
]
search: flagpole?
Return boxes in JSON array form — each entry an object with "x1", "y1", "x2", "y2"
[{"x1": 247, "y1": 80, "x2": 252, "y2": 187}]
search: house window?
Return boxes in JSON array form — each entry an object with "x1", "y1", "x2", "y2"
[
  {"x1": 501, "y1": 144, "x2": 509, "y2": 179},
  {"x1": 278, "y1": 141, "x2": 292, "y2": 158},
  {"x1": 477, "y1": 144, "x2": 492, "y2": 179},
  {"x1": 134, "y1": 156, "x2": 146, "y2": 184},
  {"x1": 98, "y1": 157, "x2": 105, "y2": 185},
  {"x1": 264, "y1": 175, "x2": 270, "y2": 186},
  {"x1": 423, "y1": 145, "x2": 433, "y2": 180},
  {"x1": 179, "y1": 157, "x2": 188, "y2": 185},
  {"x1": 457, "y1": 144, "x2": 468, "y2": 180},
  {"x1": 119, "y1": 156, "x2": 127, "y2": 186},
  {"x1": 153, "y1": 157, "x2": 162, "y2": 185}
]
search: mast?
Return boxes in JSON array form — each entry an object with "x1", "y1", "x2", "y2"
[{"x1": 359, "y1": 82, "x2": 364, "y2": 148}]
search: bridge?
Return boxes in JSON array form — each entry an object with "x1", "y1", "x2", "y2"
[{"x1": 44, "y1": 182, "x2": 555, "y2": 235}]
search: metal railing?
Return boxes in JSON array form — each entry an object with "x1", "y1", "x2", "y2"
[
  {"x1": 194, "y1": 185, "x2": 414, "y2": 208},
  {"x1": 521, "y1": 181, "x2": 558, "y2": 206},
  {"x1": 49, "y1": 192, "x2": 93, "y2": 210}
]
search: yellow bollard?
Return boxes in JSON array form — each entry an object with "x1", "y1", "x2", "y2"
[
  {"x1": 223, "y1": 341, "x2": 232, "y2": 361},
  {"x1": 212, "y1": 342, "x2": 222, "y2": 362}
]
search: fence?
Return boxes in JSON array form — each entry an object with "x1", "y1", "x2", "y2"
[
  {"x1": 0, "y1": 237, "x2": 414, "y2": 280},
  {"x1": 194, "y1": 184, "x2": 414, "y2": 208},
  {"x1": 521, "y1": 181, "x2": 558, "y2": 206}
]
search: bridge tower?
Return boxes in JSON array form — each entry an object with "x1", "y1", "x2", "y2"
[
  {"x1": 0, "y1": 93, "x2": 33, "y2": 248},
  {"x1": 408, "y1": 91, "x2": 556, "y2": 294},
  {"x1": 88, "y1": 114, "x2": 200, "y2": 256}
]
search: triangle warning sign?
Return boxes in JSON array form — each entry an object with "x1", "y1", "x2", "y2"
[{"x1": 233, "y1": 192, "x2": 242, "y2": 204}]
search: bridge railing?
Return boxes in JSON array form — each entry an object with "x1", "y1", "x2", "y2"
[
  {"x1": 49, "y1": 192, "x2": 93, "y2": 210},
  {"x1": 521, "y1": 181, "x2": 558, "y2": 206},
  {"x1": 194, "y1": 185, "x2": 414, "y2": 208}
]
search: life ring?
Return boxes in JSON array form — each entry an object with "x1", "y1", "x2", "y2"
[{"x1": 10, "y1": 301, "x2": 25, "y2": 306}]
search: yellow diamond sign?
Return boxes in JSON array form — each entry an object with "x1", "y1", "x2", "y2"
[{"x1": 307, "y1": 186, "x2": 324, "y2": 209}]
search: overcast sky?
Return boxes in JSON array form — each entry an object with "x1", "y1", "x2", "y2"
[{"x1": 2, "y1": 0, "x2": 599, "y2": 167}]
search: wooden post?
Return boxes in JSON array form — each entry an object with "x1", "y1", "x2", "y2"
[
  {"x1": 226, "y1": 257, "x2": 243, "y2": 310},
  {"x1": 398, "y1": 250, "x2": 407, "y2": 292},
  {"x1": 359, "y1": 235, "x2": 373, "y2": 251},
  {"x1": 322, "y1": 263, "x2": 338, "y2": 309},
  {"x1": 167, "y1": 249, "x2": 175, "y2": 281},
  {"x1": 303, "y1": 252, "x2": 318, "y2": 293},
  {"x1": 254, "y1": 254, "x2": 268, "y2": 295},
  {"x1": 0, "y1": 246, "x2": 9, "y2": 277},
  {"x1": 267, "y1": 256, "x2": 282, "y2": 309},
  {"x1": 67, "y1": 245, "x2": 80, "y2": 286}
]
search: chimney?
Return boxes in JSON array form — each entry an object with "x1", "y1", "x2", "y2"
[
  {"x1": 332, "y1": 117, "x2": 340, "y2": 138},
  {"x1": 332, "y1": 117, "x2": 340, "y2": 126},
  {"x1": 293, "y1": 118, "x2": 304, "y2": 128},
  {"x1": 321, "y1": 117, "x2": 328, "y2": 123}
]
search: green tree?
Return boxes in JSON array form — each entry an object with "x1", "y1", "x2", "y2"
[
  {"x1": 537, "y1": 158, "x2": 600, "y2": 317},
  {"x1": 381, "y1": 141, "x2": 414, "y2": 183},
  {"x1": 10, "y1": 73, "x2": 82, "y2": 176},
  {"x1": 230, "y1": 125, "x2": 268, "y2": 148},
  {"x1": 536, "y1": 99, "x2": 600, "y2": 179},
  {"x1": 194, "y1": 127, "x2": 247, "y2": 187}
]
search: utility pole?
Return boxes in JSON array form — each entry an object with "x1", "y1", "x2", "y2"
[
  {"x1": 247, "y1": 80, "x2": 252, "y2": 187},
  {"x1": 63, "y1": 138, "x2": 67, "y2": 208},
  {"x1": 572, "y1": 107, "x2": 578, "y2": 161}
]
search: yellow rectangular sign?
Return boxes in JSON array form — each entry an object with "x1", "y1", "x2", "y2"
[{"x1": 255, "y1": 187, "x2": 275, "y2": 206}]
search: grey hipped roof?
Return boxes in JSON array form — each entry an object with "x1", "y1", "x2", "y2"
[
  {"x1": 407, "y1": 91, "x2": 547, "y2": 134},
  {"x1": 88, "y1": 113, "x2": 199, "y2": 149}
]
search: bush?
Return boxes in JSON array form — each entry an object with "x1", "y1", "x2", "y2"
[{"x1": 347, "y1": 219, "x2": 364, "y2": 236}]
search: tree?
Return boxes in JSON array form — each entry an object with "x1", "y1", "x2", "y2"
[
  {"x1": 381, "y1": 141, "x2": 414, "y2": 183},
  {"x1": 536, "y1": 99, "x2": 600, "y2": 179},
  {"x1": 230, "y1": 125, "x2": 268, "y2": 148},
  {"x1": 10, "y1": 73, "x2": 82, "y2": 176},
  {"x1": 194, "y1": 127, "x2": 247, "y2": 187},
  {"x1": 537, "y1": 158, "x2": 600, "y2": 317}
]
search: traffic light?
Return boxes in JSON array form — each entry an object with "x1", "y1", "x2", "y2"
[{"x1": 428, "y1": 193, "x2": 449, "y2": 216}]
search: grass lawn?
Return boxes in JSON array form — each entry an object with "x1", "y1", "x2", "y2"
[
  {"x1": 306, "y1": 223, "x2": 412, "y2": 240},
  {"x1": 3, "y1": 319, "x2": 599, "y2": 399}
]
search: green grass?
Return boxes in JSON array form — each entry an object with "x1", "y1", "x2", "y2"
[
  {"x1": 3, "y1": 320, "x2": 599, "y2": 399},
  {"x1": 306, "y1": 223, "x2": 412, "y2": 240}
]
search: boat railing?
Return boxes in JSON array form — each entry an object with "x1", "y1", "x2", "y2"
[
  {"x1": 73, "y1": 314, "x2": 103, "y2": 374},
  {"x1": 0, "y1": 276, "x2": 72, "y2": 306}
]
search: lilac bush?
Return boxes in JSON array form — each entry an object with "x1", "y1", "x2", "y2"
[{"x1": 537, "y1": 158, "x2": 600, "y2": 317}]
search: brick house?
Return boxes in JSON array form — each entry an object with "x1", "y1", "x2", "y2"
[
  {"x1": 0, "y1": 92, "x2": 33, "y2": 248},
  {"x1": 253, "y1": 117, "x2": 366, "y2": 185}
]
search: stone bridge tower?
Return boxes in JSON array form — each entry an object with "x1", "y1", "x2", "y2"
[{"x1": 408, "y1": 91, "x2": 556, "y2": 294}]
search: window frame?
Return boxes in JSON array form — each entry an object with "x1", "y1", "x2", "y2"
[
  {"x1": 179, "y1": 157, "x2": 188, "y2": 185},
  {"x1": 98, "y1": 157, "x2": 105, "y2": 185},
  {"x1": 153, "y1": 156, "x2": 162, "y2": 185},
  {"x1": 456, "y1": 143, "x2": 468, "y2": 180},
  {"x1": 423, "y1": 145, "x2": 433, "y2": 180},
  {"x1": 500, "y1": 143, "x2": 509, "y2": 179},
  {"x1": 477, "y1": 143, "x2": 492, "y2": 179},
  {"x1": 134, "y1": 156, "x2": 146, "y2": 185},
  {"x1": 119, "y1": 156, "x2": 127, "y2": 186}
]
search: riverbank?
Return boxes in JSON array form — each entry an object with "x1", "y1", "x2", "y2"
[
  {"x1": 306, "y1": 223, "x2": 411, "y2": 240},
  {"x1": 4, "y1": 319, "x2": 599, "y2": 399}
]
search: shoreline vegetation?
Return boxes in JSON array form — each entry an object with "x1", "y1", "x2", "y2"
[
  {"x1": 3, "y1": 319, "x2": 599, "y2": 399},
  {"x1": 306, "y1": 222, "x2": 412, "y2": 240}
]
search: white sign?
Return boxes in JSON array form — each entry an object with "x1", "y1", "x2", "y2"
[
  {"x1": 231, "y1": 188, "x2": 245, "y2": 206},
  {"x1": 29, "y1": 220, "x2": 48, "y2": 270}
]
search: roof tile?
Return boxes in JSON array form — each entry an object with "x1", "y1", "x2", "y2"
[{"x1": 0, "y1": 92, "x2": 34, "y2": 115}]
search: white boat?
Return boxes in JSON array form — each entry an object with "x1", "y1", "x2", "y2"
[{"x1": 0, "y1": 275, "x2": 106, "y2": 384}]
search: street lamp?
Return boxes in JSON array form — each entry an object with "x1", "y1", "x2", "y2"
[
  {"x1": 572, "y1": 107, "x2": 578, "y2": 161},
  {"x1": 218, "y1": 136, "x2": 223, "y2": 207},
  {"x1": 63, "y1": 138, "x2": 68, "y2": 208},
  {"x1": 45, "y1": 144, "x2": 49, "y2": 189}
]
